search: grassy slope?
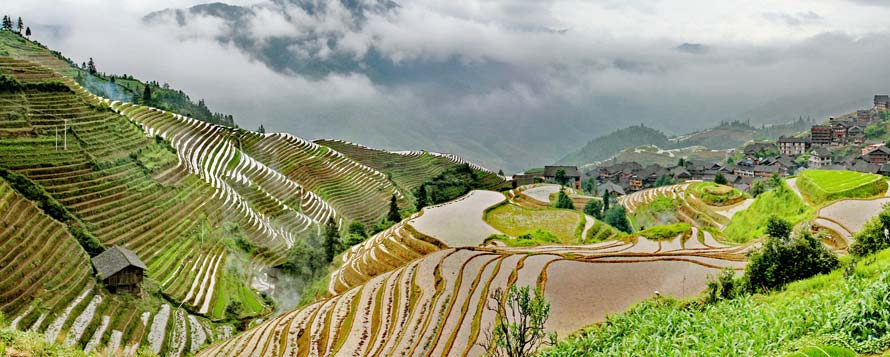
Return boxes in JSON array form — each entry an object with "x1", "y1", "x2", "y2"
[
  {"x1": 485, "y1": 203, "x2": 582, "y2": 243},
  {"x1": 688, "y1": 182, "x2": 747, "y2": 206},
  {"x1": 0, "y1": 31, "x2": 235, "y2": 126},
  {"x1": 723, "y1": 181, "x2": 814, "y2": 243},
  {"x1": 797, "y1": 170, "x2": 888, "y2": 205},
  {"x1": 542, "y1": 249, "x2": 890, "y2": 356},
  {"x1": 629, "y1": 196, "x2": 681, "y2": 230}
]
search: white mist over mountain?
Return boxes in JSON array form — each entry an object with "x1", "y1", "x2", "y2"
[{"x1": 8, "y1": 0, "x2": 890, "y2": 171}]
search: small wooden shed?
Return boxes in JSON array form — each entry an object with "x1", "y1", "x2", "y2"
[{"x1": 91, "y1": 245, "x2": 147, "y2": 294}]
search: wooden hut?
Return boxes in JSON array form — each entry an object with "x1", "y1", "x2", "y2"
[{"x1": 91, "y1": 245, "x2": 147, "y2": 294}]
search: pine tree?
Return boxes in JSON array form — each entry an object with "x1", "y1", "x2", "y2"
[
  {"x1": 142, "y1": 84, "x2": 152, "y2": 104},
  {"x1": 258, "y1": 124, "x2": 265, "y2": 134},
  {"x1": 86, "y1": 58, "x2": 96, "y2": 75},
  {"x1": 16, "y1": 17, "x2": 22, "y2": 33},
  {"x1": 415, "y1": 183, "x2": 428, "y2": 210},
  {"x1": 322, "y1": 217, "x2": 341, "y2": 262},
  {"x1": 602, "y1": 190, "x2": 611, "y2": 211},
  {"x1": 25, "y1": 26, "x2": 30, "y2": 37},
  {"x1": 387, "y1": 194, "x2": 401, "y2": 223},
  {"x1": 1, "y1": 16, "x2": 10, "y2": 31}
]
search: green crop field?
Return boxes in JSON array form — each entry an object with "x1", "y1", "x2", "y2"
[
  {"x1": 797, "y1": 170, "x2": 887, "y2": 205},
  {"x1": 723, "y1": 180, "x2": 814, "y2": 242},
  {"x1": 485, "y1": 203, "x2": 583, "y2": 243},
  {"x1": 687, "y1": 182, "x2": 748, "y2": 206}
]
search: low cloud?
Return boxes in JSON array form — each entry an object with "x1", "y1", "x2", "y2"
[{"x1": 7, "y1": 0, "x2": 890, "y2": 171}]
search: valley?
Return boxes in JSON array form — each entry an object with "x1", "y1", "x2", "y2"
[{"x1": 2, "y1": 12, "x2": 890, "y2": 357}]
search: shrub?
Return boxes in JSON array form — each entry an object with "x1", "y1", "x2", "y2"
[
  {"x1": 637, "y1": 223, "x2": 690, "y2": 240},
  {"x1": 743, "y1": 229, "x2": 839, "y2": 293},
  {"x1": 583, "y1": 199, "x2": 603, "y2": 218},
  {"x1": 553, "y1": 190, "x2": 574, "y2": 209},
  {"x1": 705, "y1": 269, "x2": 737, "y2": 303},
  {"x1": 850, "y1": 204, "x2": 890, "y2": 257},
  {"x1": 834, "y1": 271, "x2": 890, "y2": 353},
  {"x1": 604, "y1": 206, "x2": 631, "y2": 233}
]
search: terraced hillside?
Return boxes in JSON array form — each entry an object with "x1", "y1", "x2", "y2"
[
  {"x1": 0, "y1": 176, "x2": 219, "y2": 356},
  {"x1": 201, "y1": 233, "x2": 751, "y2": 356},
  {"x1": 316, "y1": 139, "x2": 505, "y2": 196}
]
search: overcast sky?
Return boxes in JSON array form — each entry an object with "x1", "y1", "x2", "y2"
[{"x1": 7, "y1": 0, "x2": 890, "y2": 170}]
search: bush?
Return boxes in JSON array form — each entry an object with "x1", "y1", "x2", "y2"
[
  {"x1": 743, "y1": 229, "x2": 839, "y2": 293},
  {"x1": 637, "y1": 223, "x2": 690, "y2": 240},
  {"x1": 604, "y1": 206, "x2": 631, "y2": 233},
  {"x1": 834, "y1": 271, "x2": 890, "y2": 353},
  {"x1": 583, "y1": 199, "x2": 603, "y2": 218},
  {"x1": 553, "y1": 190, "x2": 574, "y2": 209},
  {"x1": 850, "y1": 204, "x2": 890, "y2": 257},
  {"x1": 705, "y1": 269, "x2": 737, "y2": 303}
]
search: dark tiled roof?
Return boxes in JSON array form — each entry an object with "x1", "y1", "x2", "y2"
[
  {"x1": 778, "y1": 136, "x2": 809, "y2": 143},
  {"x1": 92, "y1": 246, "x2": 147, "y2": 279},
  {"x1": 811, "y1": 147, "x2": 831, "y2": 157},
  {"x1": 598, "y1": 181, "x2": 626, "y2": 196},
  {"x1": 543, "y1": 165, "x2": 580, "y2": 177}
]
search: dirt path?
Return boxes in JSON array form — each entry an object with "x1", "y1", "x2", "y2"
[
  {"x1": 409, "y1": 190, "x2": 505, "y2": 247},
  {"x1": 785, "y1": 178, "x2": 805, "y2": 201}
]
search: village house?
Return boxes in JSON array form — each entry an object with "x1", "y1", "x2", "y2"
[
  {"x1": 543, "y1": 166, "x2": 581, "y2": 189},
  {"x1": 831, "y1": 120, "x2": 848, "y2": 144},
  {"x1": 864, "y1": 146, "x2": 890, "y2": 165},
  {"x1": 597, "y1": 181, "x2": 626, "y2": 196},
  {"x1": 875, "y1": 95, "x2": 890, "y2": 110},
  {"x1": 91, "y1": 246, "x2": 147, "y2": 294},
  {"x1": 810, "y1": 125, "x2": 832, "y2": 146},
  {"x1": 512, "y1": 174, "x2": 538, "y2": 187},
  {"x1": 864, "y1": 143, "x2": 886, "y2": 156},
  {"x1": 777, "y1": 136, "x2": 810, "y2": 156},
  {"x1": 857, "y1": 110, "x2": 874, "y2": 122},
  {"x1": 809, "y1": 147, "x2": 832, "y2": 168}
]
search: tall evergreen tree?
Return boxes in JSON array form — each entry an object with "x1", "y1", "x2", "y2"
[
  {"x1": 322, "y1": 217, "x2": 341, "y2": 262},
  {"x1": 86, "y1": 57, "x2": 97, "y2": 75},
  {"x1": 142, "y1": 84, "x2": 152, "y2": 104},
  {"x1": 415, "y1": 183, "x2": 428, "y2": 210},
  {"x1": 602, "y1": 190, "x2": 611, "y2": 211},
  {"x1": 24, "y1": 26, "x2": 30, "y2": 37},
  {"x1": 387, "y1": 194, "x2": 401, "y2": 223},
  {"x1": 1, "y1": 16, "x2": 11, "y2": 31},
  {"x1": 16, "y1": 17, "x2": 23, "y2": 33},
  {"x1": 258, "y1": 124, "x2": 266, "y2": 134}
]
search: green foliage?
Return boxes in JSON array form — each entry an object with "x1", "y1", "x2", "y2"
[
  {"x1": 743, "y1": 230, "x2": 838, "y2": 293},
  {"x1": 705, "y1": 269, "x2": 737, "y2": 303},
  {"x1": 553, "y1": 190, "x2": 574, "y2": 209},
  {"x1": 766, "y1": 216, "x2": 793, "y2": 240},
  {"x1": 750, "y1": 179, "x2": 767, "y2": 197},
  {"x1": 834, "y1": 271, "x2": 890, "y2": 353},
  {"x1": 689, "y1": 182, "x2": 746, "y2": 206},
  {"x1": 554, "y1": 169, "x2": 568, "y2": 186},
  {"x1": 864, "y1": 122, "x2": 886, "y2": 139},
  {"x1": 653, "y1": 174, "x2": 675, "y2": 187},
  {"x1": 559, "y1": 124, "x2": 671, "y2": 166},
  {"x1": 604, "y1": 205, "x2": 631, "y2": 233},
  {"x1": 487, "y1": 230, "x2": 561, "y2": 247},
  {"x1": 225, "y1": 301, "x2": 243, "y2": 321},
  {"x1": 0, "y1": 167, "x2": 104, "y2": 255},
  {"x1": 797, "y1": 169, "x2": 887, "y2": 205},
  {"x1": 323, "y1": 218, "x2": 342, "y2": 262},
  {"x1": 0, "y1": 73, "x2": 71, "y2": 93},
  {"x1": 421, "y1": 163, "x2": 490, "y2": 205},
  {"x1": 637, "y1": 223, "x2": 690, "y2": 240},
  {"x1": 387, "y1": 194, "x2": 401, "y2": 223},
  {"x1": 582, "y1": 177, "x2": 597, "y2": 195},
  {"x1": 483, "y1": 285, "x2": 555, "y2": 356},
  {"x1": 602, "y1": 190, "x2": 611, "y2": 212},
  {"x1": 850, "y1": 203, "x2": 890, "y2": 256},
  {"x1": 724, "y1": 180, "x2": 813, "y2": 243},
  {"x1": 784, "y1": 345, "x2": 856, "y2": 357},
  {"x1": 714, "y1": 173, "x2": 728, "y2": 185},
  {"x1": 583, "y1": 199, "x2": 603, "y2": 218},
  {"x1": 415, "y1": 183, "x2": 429, "y2": 209},
  {"x1": 280, "y1": 231, "x2": 328, "y2": 281}
]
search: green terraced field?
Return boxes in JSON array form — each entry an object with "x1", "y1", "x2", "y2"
[
  {"x1": 797, "y1": 170, "x2": 887, "y2": 205},
  {"x1": 485, "y1": 203, "x2": 583, "y2": 243}
]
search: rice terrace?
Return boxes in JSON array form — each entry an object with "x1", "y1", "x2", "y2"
[{"x1": 3, "y1": 3, "x2": 890, "y2": 356}]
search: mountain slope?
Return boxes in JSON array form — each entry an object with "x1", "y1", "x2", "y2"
[{"x1": 558, "y1": 124, "x2": 671, "y2": 166}]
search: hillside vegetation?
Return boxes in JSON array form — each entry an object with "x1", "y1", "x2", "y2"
[
  {"x1": 543, "y1": 248, "x2": 890, "y2": 356},
  {"x1": 797, "y1": 170, "x2": 887, "y2": 205},
  {"x1": 723, "y1": 181, "x2": 814, "y2": 242},
  {"x1": 559, "y1": 125, "x2": 670, "y2": 166}
]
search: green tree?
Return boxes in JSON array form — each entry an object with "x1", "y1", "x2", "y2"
[
  {"x1": 850, "y1": 203, "x2": 890, "y2": 256},
  {"x1": 750, "y1": 179, "x2": 766, "y2": 197},
  {"x1": 323, "y1": 217, "x2": 341, "y2": 262},
  {"x1": 1, "y1": 16, "x2": 11, "y2": 31},
  {"x1": 554, "y1": 169, "x2": 568, "y2": 186},
  {"x1": 654, "y1": 175, "x2": 675, "y2": 187},
  {"x1": 582, "y1": 177, "x2": 597, "y2": 195},
  {"x1": 482, "y1": 285, "x2": 555, "y2": 357},
  {"x1": 344, "y1": 221, "x2": 368, "y2": 247},
  {"x1": 769, "y1": 173, "x2": 783, "y2": 191},
  {"x1": 16, "y1": 17, "x2": 23, "y2": 33},
  {"x1": 280, "y1": 233, "x2": 326, "y2": 280},
  {"x1": 602, "y1": 190, "x2": 611, "y2": 212},
  {"x1": 142, "y1": 84, "x2": 152, "y2": 104},
  {"x1": 387, "y1": 193, "x2": 401, "y2": 223},
  {"x1": 554, "y1": 190, "x2": 574, "y2": 209},
  {"x1": 604, "y1": 206, "x2": 631, "y2": 233},
  {"x1": 583, "y1": 199, "x2": 603, "y2": 218},
  {"x1": 743, "y1": 228, "x2": 838, "y2": 293},
  {"x1": 415, "y1": 183, "x2": 428, "y2": 209},
  {"x1": 258, "y1": 124, "x2": 266, "y2": 134},
  {"x1": 714, "y1": 173, "x2": 728, "y2": 185},
  {"x1": 765, "y1": 216, "x2": 792, "y2": 240},
  {"x1": 87, "y1": 57, "x2": 97, "y2": 75},
  {"x1": 25, "y1": 26, "x2": 30, "y2": 37}
]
